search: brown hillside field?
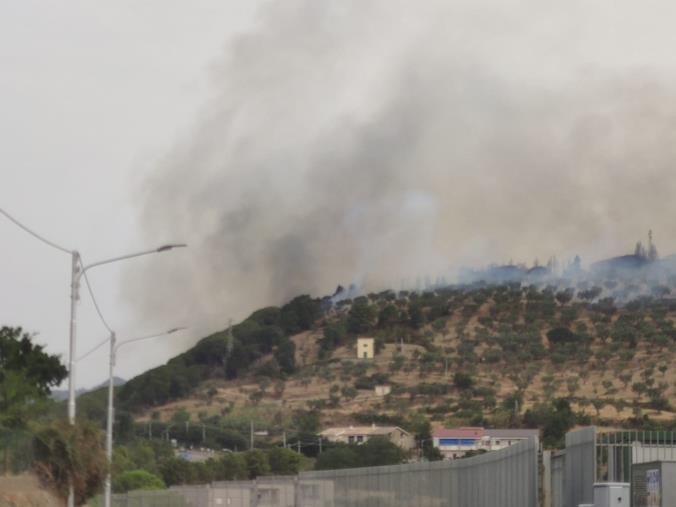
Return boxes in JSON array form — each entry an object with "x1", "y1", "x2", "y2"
[{"x1": 136, "y1": 290, "x2": 676, "y2": 435}]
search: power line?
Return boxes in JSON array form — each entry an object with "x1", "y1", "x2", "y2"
[
  {"x1": 80, "y1": 262, "x2": 114, "y2": 333},
  {"x1": 0, "y1": 206, "x2": 116, "y2": 336},
  {"x1": 0, "y1": 206, "x2": 72, "y2": 254}
]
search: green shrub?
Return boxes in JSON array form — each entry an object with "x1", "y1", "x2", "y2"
[
  {"x1": 113, "y1": 469, "x2": 165, "y2": 493},
  {"x1": 453, "y1": 372, "x2": 474, "y2": 390},
  {"x1": 32, "y1": 420, "x2": 107, "y2": 504}
]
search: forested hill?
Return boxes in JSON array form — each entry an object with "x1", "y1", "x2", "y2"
[
  {"x1": 117, "y1": 296, "x2": 321, "y2": 410},
  {"x1": 111, "y1": 277, "x2": 676, "y2": 446}
]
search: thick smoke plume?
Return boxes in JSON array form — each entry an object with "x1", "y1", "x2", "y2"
[{"x1": 125, "y1": 0, "x2": 676, "y2": 337}]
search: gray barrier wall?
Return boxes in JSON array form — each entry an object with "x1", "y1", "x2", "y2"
[
  {"x1": 107, "y1": 489, "x2": 188, "y2": 506},
  {"x1": 550, "y1": 451, "x2": 565, "y2": 507},
  {"x1": 300, "y1": 436, "x2": 539, "y2": 507},
  {"x1": 564, "y1": 427, "x2": 596, "y2": 507},
  {"x1": 106, "y1": 437, "x2": 539, "y2": 507}
]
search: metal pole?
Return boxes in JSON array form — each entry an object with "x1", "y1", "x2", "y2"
[
  {"x1": 67, "y1": 251, "x2": 80, "y2": 507},
  {"x1": 250, "y1": 421, "x2": 254, "y2": 450},
  {"x1": 104, "y1": 332, "x2": 116, "y2": 507},
  {"x1": 67, "y1": 251, "x2": 80, "y2": 424}
]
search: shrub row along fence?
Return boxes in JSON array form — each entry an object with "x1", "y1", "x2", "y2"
[{"x1": 102, "y1": 437, "x2": 539, "y2": 507}]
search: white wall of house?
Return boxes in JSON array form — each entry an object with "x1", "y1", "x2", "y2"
[{"x1": 433, "y1": 435, "x2": 532, "y2": 459}]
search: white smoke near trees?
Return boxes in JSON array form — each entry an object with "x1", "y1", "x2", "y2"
[{"x1": 124, "y1": 0, "x2": 676, "y2": 336}]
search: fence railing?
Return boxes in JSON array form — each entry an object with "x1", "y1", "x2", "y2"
[
  {"x1": 596, "y1": 430, "x2": 676, "y2": 483},
  {"x1": 544, "y1": 427, "x2": 676, "y2": 507}
]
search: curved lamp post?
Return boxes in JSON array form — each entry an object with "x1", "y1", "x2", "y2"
[
  {"x1": 66, "y1": 244, "x2": 185, "y2": 507},
  {"x1": 78, "y1": 327, "x2": 186, "y2": 507}
]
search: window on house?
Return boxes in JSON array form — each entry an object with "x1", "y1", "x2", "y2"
[{"x1": 357, "y1": 436, "x2": 364, "y2": 443}]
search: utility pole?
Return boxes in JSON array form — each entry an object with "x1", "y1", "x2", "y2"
[
  {"x1": 250, "y1": 421, "x2": 254, "y2": 450},
  {"x1": 318, "y1": 437, "x2": 322, "y2": 454},
  {"x1": 222, "y1": 318, "x2": 234, "y2": 378},
  {"x1": 0, "y1": 210, "x2": 187, "y2": 507},
  {"x1": 283, "y1": 431, "x2": 287, "y2": 449}
]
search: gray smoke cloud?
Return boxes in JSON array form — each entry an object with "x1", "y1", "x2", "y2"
[{"x1": 124, "y1": 0, "x2": 676, "y2": 337}]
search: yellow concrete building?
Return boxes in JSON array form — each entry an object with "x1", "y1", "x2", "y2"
[{"x1": 357, "y1": 337, "x2": 374, "y2": 359}]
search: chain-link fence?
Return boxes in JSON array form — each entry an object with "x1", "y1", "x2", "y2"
[{"x1": 0, "y1": 428, "x2": 34, "y2": 475}]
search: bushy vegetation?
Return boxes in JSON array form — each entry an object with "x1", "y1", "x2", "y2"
[
  {"x1": 32, "y1": 419, "x2": 108, "y2": 504},
  {"x1": 103, "y1": 281, "x2": 676, "y2": 461},
  {"x1": 118, "y1": 296, "x2": 321, "y2": 411},
  {"x1": 315, "y1": 437, "x2": 407, "y2": 470},
  {"x1": 9, "y1": 271, "x2": 676, "y2": 501},
  {"x1": 113, "y1": 469, "x2": 165, "y2": 493}
]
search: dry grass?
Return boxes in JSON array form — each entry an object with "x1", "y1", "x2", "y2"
[{"x1": 0, "y1": 474, "x2": 63, "y2": 507}]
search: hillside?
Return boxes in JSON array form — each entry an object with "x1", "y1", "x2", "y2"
[
  {"x1": 0, "y1": 474, "x2": 62, "y2": 507},
  {"x1": 109, "y1": 273, "x2": 676, "y2": 449}
]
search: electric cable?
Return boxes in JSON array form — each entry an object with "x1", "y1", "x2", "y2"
[{"x1": 0, "y1": 206, "x2": 72, "y2": 254}]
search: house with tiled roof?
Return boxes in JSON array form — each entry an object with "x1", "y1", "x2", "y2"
[
  {"x1": 320, "y1": 425, "x2": 415, "y2": 451},
  {"x1": 432, "y1": 427, "x2": 538, "y2": 459}
]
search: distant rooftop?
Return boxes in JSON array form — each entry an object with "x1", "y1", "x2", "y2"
[
  {"x1": 433, "y1": 427, "x2": 538, "y2": 439},
  {"x1": 321, "y1": 425, "x2": 410, "y2": 437},
  {"x1": 485, "y1": 429, "x2": 539, "y2": 439},
  {"x1": 433, "y1": 427, "x2": 485, "y2": 439}
]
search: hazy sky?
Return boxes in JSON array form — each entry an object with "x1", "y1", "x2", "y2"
[
  {"x1": 4, "y1": 1, "x2": 676, "y2": 389},
  {"x1": 0, "y1": 1, "x2": 263, "y2": 387},
  {"x1": 123, "y1": 0, "x2": 676, "y2": 353}
]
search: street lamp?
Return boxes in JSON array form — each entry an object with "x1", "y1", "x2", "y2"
[
  {"x1": 78, "y1": 327, "x2": 186, "y2": 507},
  {"x1": 66, "y1": 244, "x2": 185, "y2": 507},
  {"x1": 67, "y1": 244, "x2": 186, "y2": 424},
  {"x1": 0, "y1": 208, "x2": 186, "y2": 507}
]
